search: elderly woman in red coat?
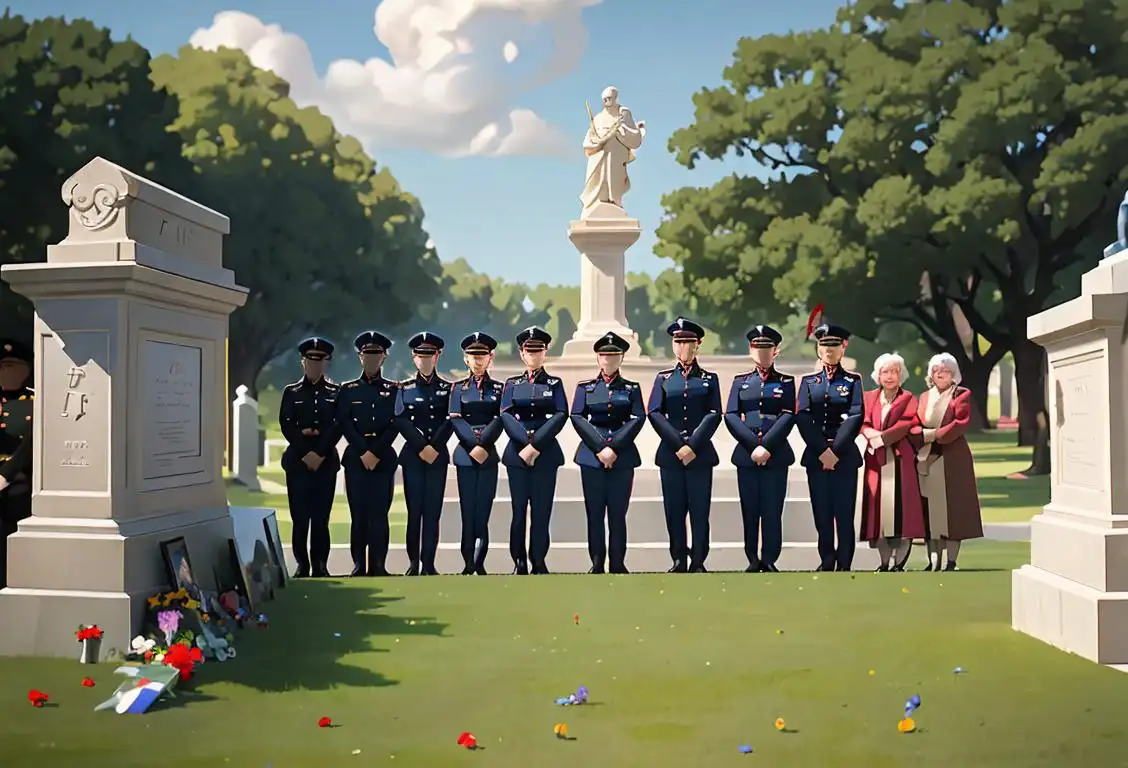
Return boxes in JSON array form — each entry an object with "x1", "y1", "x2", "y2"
[
  {"x1": 859, "y1": 353, "x2": 926, "y2": 571},
  {"x1": 909, "y1": 352, "x2": 984, "y2": 571}
]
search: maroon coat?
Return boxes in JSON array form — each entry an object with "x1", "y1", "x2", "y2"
[
  {"x1": 908, "y1": 386, "x2": 983, "y2": 541},
  {"x1": 859, "y1": 388, "x2": 926, "y2": 541}
]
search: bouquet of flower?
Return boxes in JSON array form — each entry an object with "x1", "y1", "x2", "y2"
[{"x1": 75, "y1": 625, "x2": 104, "y2": 642}]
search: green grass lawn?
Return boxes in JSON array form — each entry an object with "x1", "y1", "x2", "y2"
[
  {"x1": 3, "y1": 541, "x2": 1127, "y2": 767},
  {"x1": 968, "y1": 430, "x2": 1049, "y2": 523}
]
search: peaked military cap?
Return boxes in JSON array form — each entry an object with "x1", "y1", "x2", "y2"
[
  {"x1": 298, "y1": 336, "x2": 334, "y2": 358},
  {"x1": 0, "y1": 338, "x2": 32, "y2": 365},
  {"x1": 460, "y1": 332, "x2": 498, "y2": 353},
  {"x1": 354, "y1": 330, "x2": 392, "y2": 353},
  {"x1": 407, "y1": 331, "x2": 444, "y2": 355},
  {"x1": 594, "y1": 331, "x2": 630, "y2": 354},
  {"x1": 812, "y1": 323, "x2": 851, "y2": 346},
  {"x1": 515, "y1": 326, "x2": 552, "y2": 350},
  {"x1": 745, "y1": 324, "x2": 783, "y2": 348},
  {"x1": 666, "y1": 317, "x2": 705, "y2": 340}
]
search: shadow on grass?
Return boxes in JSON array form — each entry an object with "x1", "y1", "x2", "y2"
[
  {"x1": 977, "y1": 474, "x2": 1049, "y2": 509},
  {"x1": 196, "y1": 578, "x2": 448, "y2": 693},
  {"x1": 896, "y1": 540, "x2": 1029, "y2": 573}
]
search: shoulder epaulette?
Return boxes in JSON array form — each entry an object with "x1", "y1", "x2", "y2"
[
  {"x1": 578, "y1": 377, "x2": 597, "y2": 386},
  {"x1": 505, "y1": 373, "x2": 524, "y2": 382},
  {"x1": 657, "y1": 367, "x2": 675, "y2": 376},
  {"x1": 284, "y1": 380, "x2": 303, "y2": 391},
  {"x1": 398, "y1": 377, "x2": 415, "y2": 387}
]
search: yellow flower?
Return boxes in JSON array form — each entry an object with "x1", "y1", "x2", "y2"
[
  {"x1": 898, "y1": 717, "x2": 916, "y2": 733},
  {"x1": 553, "y1": 723, "x2": 568, "y2": 738},
  {"x1": 183, "y1": 599, "x2": 200, "y2": 611},
  {"x1": 774, "y1": 718, "x2": 786, "y2": 731},
  {"x1": 174, "y1": 588, "x2": 189, "y2": 599},
  {"x1": 146, "y1": 595, "x2": 161, "y2": 609}
]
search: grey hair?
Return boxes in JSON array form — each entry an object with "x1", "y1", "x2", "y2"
[
  {"x1": 871, "y1": 352, "x2": 910, "y2": 387},
  {"x1": 925, "y1": 352, "x2": 962, "y2": 387}
]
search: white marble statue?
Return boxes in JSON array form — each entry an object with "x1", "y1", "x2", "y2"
[{"x1": 580, "y1": 86, "x2": 646, "y2": 216}]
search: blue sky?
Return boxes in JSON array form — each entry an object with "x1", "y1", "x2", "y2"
[{"x1": 12, "y1": 0, "x2": 848, "y2": 286}]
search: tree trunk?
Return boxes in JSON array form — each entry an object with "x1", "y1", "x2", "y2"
[
  {"x1": 959, "y1": 355, "x2": 994, "y2": 432},
  {"x1": 1013, "y1": 339, "x2": 1047, "y2": 448},
  {"x1": 1025, "y1": 408, "x2": 1051, "y2": 476}
]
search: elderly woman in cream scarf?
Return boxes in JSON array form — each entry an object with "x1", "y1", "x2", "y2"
[{"x1": 910, "y1": 353, "x2": 984, "y2": 571}]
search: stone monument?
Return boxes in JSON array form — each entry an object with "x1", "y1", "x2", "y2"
[
  {"x1": 0, "y1": 157, "x2": 248, "y2": 658},
  {"x1": 231, "y1": 385, "x2": 261, "y2": 491},
  {"x1": 561, "y1": 86, "x2": 648, "y2": 358},
  {"x1": 1012, "y1": 201, "x2": 1128, "y2": 667}
]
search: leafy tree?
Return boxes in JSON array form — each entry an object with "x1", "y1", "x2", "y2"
[
  {"x1": 0, "y1": 14, "x2": 192, "y2": 340},
  {"x1": 150, "y1": 45, "x2": 439, "y2": 397},
  {"x1": 625, "y1": 268, "x2": 726, "y2": 355},
  {"x1": 658, "y1": 0, "x2": 1128, "y2": 465}
]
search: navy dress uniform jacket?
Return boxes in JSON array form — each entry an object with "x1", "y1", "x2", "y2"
[
  {"x1": 794, "y1": 367, "x2": 865, "y2": 468},
  {"x1": 394, "y1": 374, "x2": 454, "y2": 464},
  {"x1": 571, "y1": 375, "x2": 646, "y2": 468},
  {"x1": 499, "y1": 370, "x2": 568, "y2": 467},
  {"x1": 724, "y1": 369, "x2": 796, "y2": 467},
  {"x1": 279, "y1": 377, "x2": 342, "y2": 471},
  {"x1": 646, "y1": 362, "x2": 722, "y2": 467},
  {"x1": 338, "y1": 375, "x2": 401, "y2": 469},
  {"x1": 448, "y1": 375, "x2": 505, "y2": 465}
]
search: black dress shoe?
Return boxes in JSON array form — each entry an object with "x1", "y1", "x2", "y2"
[
  {"x1": 293, "y1": 564, "x2": 311, "y2": 578},
  {"x1": 460, "y1": 566, "x2": 474, "y2": 575},
  {"x1": 668, "y1": 561, "x2": 688, "y2": 574},
  {"x1": 349, "y1": 565, "x2": 364, "y2": 577},
  {"x1": 366, "y1": 568, "x2": 391, "y2": 577},
  {"x1": 875, "y1": 565, "x2": 889, "y2": 572},
  {"x1": 922, "y1": 562, "x2": 934, "y2": 572},
  {"x1": 816, "y1": 563, "x2": 835, "y2": 572},
  {"x1": 512, "y1": 561, "x2": 529, "y2": 575},
  {"x1": 744, "y1": 564, "x2": 760, "y2": 573},
  {"x1": 689, "y1": 564, "x2": 708, "y2": 574},
  {"x1": 421, "y1": 566, "x2": 440, "y2": 576},
  {"x1": 404, "y1": 561, "x2": 420, "y2": 577},
  {"x1": 588, "y1": 565, "x2": 606, "y2": 574},
  {"x1": 312, "y1": 565, "x2": 331, "y2": 578},
  {"x1": 890, "y1": 564, "x2": 905, "y2": 572},
  {"x1": 610, "y1": 565, "x2": 630, "y2": 574},
  {"x1": 474, "y1": 565, "x2": 488, "y2": 576},
  {"x1": 531, "y1": 563, "x2": 550, "y2": 575},
  {"x1": 944, "y1": 561, "x2": 958, "y2": 571},
  {"x1": 760, "y1": 563, "x2": 780, "y2": 573}
]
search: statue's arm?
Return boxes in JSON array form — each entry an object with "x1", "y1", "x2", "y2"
[
  {"x1": 617, "y1": 108, "x2": 644, "y2": 150},
  {"x1": 582, "y1": 126, "x2": 604, "y2": 155}
]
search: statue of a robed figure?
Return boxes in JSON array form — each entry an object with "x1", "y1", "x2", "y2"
[{"x1": 580, "y1": 86, "x2": 646, "y2": 218}]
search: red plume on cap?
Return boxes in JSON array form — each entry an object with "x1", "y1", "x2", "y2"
[{"x1": 805, "y1": 304, "x2": 825, "y2": 340}]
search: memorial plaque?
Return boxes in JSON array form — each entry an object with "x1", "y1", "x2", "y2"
[
  {"x1": 141, "y1": 340, "x2": 203, "y2": 479},
  {"x1": 1054, "y1": 353, "x2": 1105, "y2": 493},
  {"x1": 40, "y1": 331, "x2": 111, "y2": 493}
]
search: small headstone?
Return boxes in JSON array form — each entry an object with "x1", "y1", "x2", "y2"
[{"x1": 231, "y1": 385, "x2": 261, "y2": 491}]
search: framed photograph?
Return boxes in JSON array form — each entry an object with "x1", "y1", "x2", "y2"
[
  {"x1": 229, "y1": 507, "x2": 281, "y2": 611},
  {"x1": 159, "y1": 537, "x2": 201, "y2": 601},
  {"x1": 262, "y1": 512, "x2": 288, "y2": 589}
]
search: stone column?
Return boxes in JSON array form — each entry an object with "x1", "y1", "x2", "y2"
[
  {"x1": 998, "y1": 360, "x2": 1014, "y2": 418},
  {"x1": 560, "y1": 202, "x2": 646, "y2": 359},
  {"x1": 0, "y1": 157, "x2": 248, "y2": 658},
  {"x1": 231, "y1": 385, "x2": 261, "y2": 492},
  {"x1": 1011, "y1": 237, "x2": 1128, "y2": 667}
]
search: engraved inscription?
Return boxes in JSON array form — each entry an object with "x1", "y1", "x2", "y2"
[
  {"x1": 159, "y1": 218, "x2": 195, "y2": 247},
  {"x1": 61, "y1": 366, "x2": 89, "y2": 420},
  {"x1": 141, "y1": 340, "x2": 203, "y2": 478},
  {"x1": 60, "y1": 438, "x2": 90, "y2": 468},
  {"x1": 1054, "y1": 358, "x2": 1104, "y2": 493}
]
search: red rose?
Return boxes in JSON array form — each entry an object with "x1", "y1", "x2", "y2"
[
  {"x1": 28, "y1": 689, "x2": 48, "y2": 707},
  {"x1": 318, "y1": 717, "x2": 332, "y2": 728},
  {"x1": 457, "y1": 731, "x2": 477, "y2": 749},
  {"x1": 80, "y1": 677, "x2": 95, "y2": 688}
]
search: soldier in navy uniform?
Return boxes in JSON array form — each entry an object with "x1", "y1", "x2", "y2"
[
  {"x1": 570, "y1": 332, "x2": 645, "y2": 574},
  {"x1": 0, "y1": 339, "x2": 33, "y2": 590},
  {"x1": 394, "y1": 332, "x2": 452, "y2": 576},
  {"x1": 448, "y1": 333, "x2": 505, "y2": 575},
  {"x1": 337, "y1": 331, "x2": 400, "y2": 577},
  {"x1": 724, "y1": 325, "x2": 796, "y2": 573},
  {"x1": 794, "y1": 323, "x2": 864, "y2": 571},
  {"x1": 278, "y1": 337, "x2": 341, "y2": 578},
  {"x1": 500, "y1": 326, "x2": 568, "y2": 575},
  {"x1": 647, "y1": 318, "x2": 722, "y2": 573}
]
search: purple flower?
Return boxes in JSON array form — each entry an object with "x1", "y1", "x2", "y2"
[
  {"x1": 157, "y1": 609, "x2": 181, "y2": 644},
  {"x1": 575, "y1": 685, "x2": 589, "y2": 703}
]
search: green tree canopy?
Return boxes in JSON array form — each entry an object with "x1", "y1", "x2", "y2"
[
  {"x1": 0, "y1": 13, "x2": 192, "y2": 340},
  {"x1": 659, "y1": 0, "x2": 1128, "y2": 443},
  {"x1": 150, "y1": 45, "x2": 439, "y2": 396}
]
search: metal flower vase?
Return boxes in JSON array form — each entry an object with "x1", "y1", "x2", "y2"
[{"x1": 79, "y1": 636, "x2": 102, "y2": 664}]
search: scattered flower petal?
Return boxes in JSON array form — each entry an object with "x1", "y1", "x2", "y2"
[
  {"x1": 553, "y1": 723, "x2": 568, "y2": 738},
  {"x1": 318, "y1": 717, "x2": 332, "y2": 728},
  {"x1": 80, "y1": 677, "x2": 95, "y2": 688},
  {"x1": 738, "y1": 745, "x2": 753, "y2": 754},
  {"x1": 901, "y1": 587, "x2": 910, "y2": 594},
  {"x1": 573, "y1": 614, "x2": 580, "y2": 625},
  {"x1": 28, "y1": 689, "x2": 49, "y2": 707},
  {"x1": 898, "y1": 717, "x2": 916, "y2": 733},
  {"x1": 457, "y1": 731, "x2": 477, "y2": 749},
  {"x1": 910, "y1": 694, "x2": 921, "y2": 708},
  {"x1": 774, "y1": 718, "x2": 786, "y2": 731},
  {"x1": 868, "y1": 669, "x2": 876, "y2": 676}
]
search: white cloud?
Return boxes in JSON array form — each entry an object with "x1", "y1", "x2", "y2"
[{"x1": 188, "y1": 1, "x2": 602, "y2": 160}]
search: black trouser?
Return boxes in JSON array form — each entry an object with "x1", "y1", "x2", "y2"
[
  {"x1": 457, "y1": 465, "x2": 498, "y2": 569},
  {"x1": 285, "y1": 464, "x2": 338, "y2": 572},
  {"x1": 344, "y1": 464, "x2": 396, "y2": 573},
  {"x1": 0, "y1": 492, "x2": 31, "y2": 590},
  {"x1": 736, "y1": 466, "x2": 788, "y2": 568},
  {"x1": 807, "y1": 466, "x2": 859, "y2": 570},
  {"x1": 659, "y1": 465, "x2": 714, "y2": 567},
  {"x1": 402, "y1": 460, "x2": 448, "y2": 571},
  {"x1": 507, "y1": 463, "x2": 559, "y2": 568},
  {"x1": 580, "y1": 466, "x2": 633, "y2": 571}
]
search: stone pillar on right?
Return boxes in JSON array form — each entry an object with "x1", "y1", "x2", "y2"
[{"x1": 1011, "y1": 236, "x2": 1128, "y2": 667}]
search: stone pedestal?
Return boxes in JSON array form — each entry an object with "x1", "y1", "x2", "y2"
[
  {"x1": 561, "y1": 202, "x2": 646, "y2": 359},
  {"x1": 1012, "y1": 247, "x2": 1128, "y2": 667},
  {"x1": 0, "y1": 157, "x2": 248, "y2": 658}
]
